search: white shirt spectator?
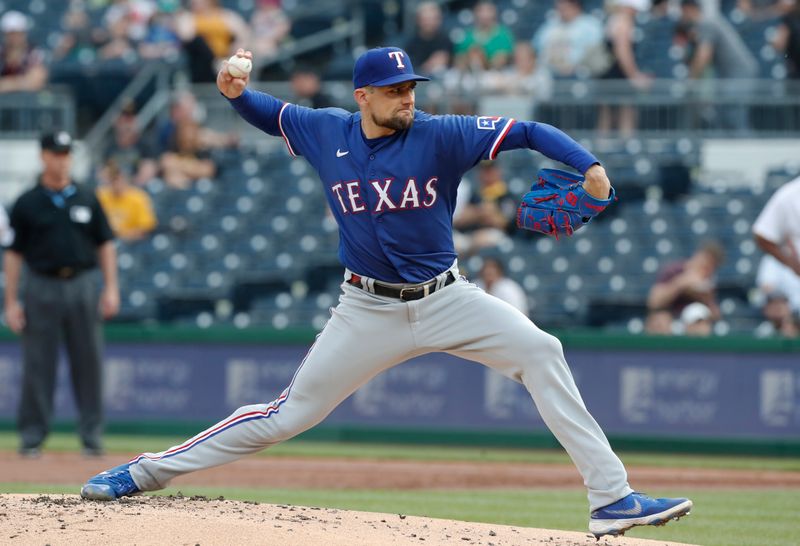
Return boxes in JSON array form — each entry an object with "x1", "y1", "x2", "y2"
[
  {"x1": 532, "y1": 10, "x2": 603, "y2": 77},
  {"x1": 753, "y1": 176, "x2": 800, "y2": 248},
  {"x1": 476, "y1": 259, "x2": 531, "y2": 418},
  {"x1": 105, "y1": 0, "x2": 157, "y2": 42},
  {"x1": 753, "y1": 176, "x2": 800, "y2": 311},
  {"x1": 453, "y1": 178, "x2": 473, "y2": 220},
  {"x1": 475, "y1": 277, "x2": 530, "y2": 317},
  {"x1": 756, "y1": 255, "x2": 800, "y2": 312}
]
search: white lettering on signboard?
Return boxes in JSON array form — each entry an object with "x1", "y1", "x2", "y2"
[{"x1": 760, "y1": 370, "x2": 795, "y2": 427}]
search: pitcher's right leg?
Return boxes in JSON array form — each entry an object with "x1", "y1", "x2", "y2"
[{"x1": 82, "y1": 284, "x2": 418, "y2": 498}]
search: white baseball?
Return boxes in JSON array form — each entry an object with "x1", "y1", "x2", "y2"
[{"x1": 227, "y1": 55, "x2": 252, "y2": 78}]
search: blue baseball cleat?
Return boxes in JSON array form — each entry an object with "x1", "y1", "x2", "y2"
[
  {"x1": 589, "y1": 492, "x2": 692, "y2": 538},
  {"x1": 80, "y1": 463, "x2": 141, "y2": 501}
]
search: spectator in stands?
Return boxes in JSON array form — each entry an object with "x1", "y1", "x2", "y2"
[
  {"x1": 289, "y1": 66, "x2": 333, "y2": 109},
  {"x1": 475, "y1": 257, "x2": 530, "y2": 317},
  {"x1": 756, "y1": 289, "x2": 799, "y2": 337},
  {"x1": 175, "y1": 0, "x2": 250, "y2": 81},
  {"x1": 644, "y1": 309, "x2": 674, "y2": 335},
  {"x1": 159, "y1": 120, "x2": 217, "y2": 189},
  {"x1": 104, "y1": 100, "x2": 159, "y2": 185},
  {"x1": 0, "y1": 10, "x2": 47, "y2": 93},
  {"x1": 737, "y1": 0, "x2": 790, "y2": 20},
  {"x1": 454, "y1": 1, "x2": 515, "y2": 71},
  {"x1": 474, "y1": 255, "x2": 531, "y2": 419},
  {"x1": 650, "y1": 0, "x2": 672, "y2": 19},
  {"x1": 596, "y1": 0, "x2": 653, "y2": 137},
  {"x1": 158, "y1": 90, "x2": 197, "y2": 150},
  {"x1": 104, "y1": 0, "x2": 158, "y2": 45},
  {"x1": 647, "y1": 240, "x2": 725, "y2": 322},
  {"x1": 488, "y1": 41, "x2": 553, "y2": 94},
  {"x1": 403, "y1": 2, "x2": 453, "y2": 78},
  {"x1": 772, "y1": 0, "x2": 800, "y2": 79},
  {"x1": 97, "y1": 160, "x2": 158, "y2": 242},
  {"x1": 452, "y1": 162, "x2": 517, "y2": 256},
  {"x1": 676, "y1": 0, "x2": 759, "y2": 131},
  {"x1": 531, "y1": 0, "x2": 604, "y2": 79},
  {"x1": 753, "y1": 173, "x2": 800, "y2": 315},
  {"x1": 756, "y1": 254, "x2": 800, "y2": 314},
  {"x1": 53, "y1": 5, "x2": 104, "y2": 63},
  {"x1": 680, "y1": 302, "x2": 713, "y2": 336},
  {"x1": 158, "y1": 90, "x2": 238, "y2": 153},
  {"x1": 97, "y1": 1, "x2": 138, "y2": 61},
  {"x1": 139, "y1": 1, "x2": 183, "y2": 61},
  {"x1": 251, "y1": 0, "x2": 290, "y2": 60},
  {"x1": 479, "y1": 41, "x2": 554, "y2": 119}
]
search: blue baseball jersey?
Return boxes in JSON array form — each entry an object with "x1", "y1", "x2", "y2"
[{"x1": 229, "y1": 89, "x2": 598, "y2": 283}]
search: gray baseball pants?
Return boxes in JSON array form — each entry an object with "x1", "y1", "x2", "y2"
[
  {"x1": 130, "y1": 266, "x2": 632, "y2": 510},
  {"x1": 18, "y1": 271, "x2": 104, "y2": 450}
]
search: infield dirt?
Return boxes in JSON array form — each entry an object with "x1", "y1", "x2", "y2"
[
  {"x1": 7, "y1": 450, "x2": 786, "y2": 545},
  {"x1": 0, "y1": 494, "x2": 697, "y2": 546}
]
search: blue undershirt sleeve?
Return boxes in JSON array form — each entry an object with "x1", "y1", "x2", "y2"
[
  {"x1": 226, "y1": 88, "x2": 284, "y2": 137},
  {"x1": 498, "y1": 121, "x2": 599, "y2": 174}
]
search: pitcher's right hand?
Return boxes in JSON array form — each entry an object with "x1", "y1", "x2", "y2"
[{"x1": 218, "y1": 49, "x2": 252, "y2": 99}]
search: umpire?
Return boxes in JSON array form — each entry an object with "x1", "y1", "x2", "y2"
[{"x1": 3, "y1": 131, "x2": 119, "y2": 457}]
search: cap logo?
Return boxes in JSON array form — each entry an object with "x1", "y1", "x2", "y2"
[
  {"x1": 388, "y1": 51, "x2": 406, "y2": 69},
  {"x1": 352, "y1": 47, "x2": 429, "y2": 88}
]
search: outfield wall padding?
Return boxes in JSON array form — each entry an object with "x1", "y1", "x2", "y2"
[{"x1": 0, "y1": 326, "x2": 797, "y2": 454}]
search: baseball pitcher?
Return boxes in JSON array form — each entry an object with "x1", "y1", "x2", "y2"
[{"x1": 81, "y1": 47, "x2": 691, "y2": 538}]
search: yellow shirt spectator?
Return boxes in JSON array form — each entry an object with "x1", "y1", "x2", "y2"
[{"x1": 96, "y1": 166, "x2": 157, "y2": 241}]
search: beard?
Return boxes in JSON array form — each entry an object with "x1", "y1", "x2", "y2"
[{"x1": 371, "y1": 110, "x2": 414, "y2": 131}]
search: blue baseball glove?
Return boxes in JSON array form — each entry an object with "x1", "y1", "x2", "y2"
[{"x1": 516, "y1": 168, "x2": 616, "y2": 238}]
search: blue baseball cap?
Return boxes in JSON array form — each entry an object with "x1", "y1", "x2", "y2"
[{"x1": 353, "y1": 47, "x2": 430, "y2": 89}]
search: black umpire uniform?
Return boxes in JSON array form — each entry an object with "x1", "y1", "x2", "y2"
[{"x1": 4, "y1": 131, "x2": 118, "y2": 456}]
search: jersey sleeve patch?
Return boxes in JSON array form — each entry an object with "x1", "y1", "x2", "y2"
[{"x1": 476, "y1": 116, "x2": 502, "y2": 130}]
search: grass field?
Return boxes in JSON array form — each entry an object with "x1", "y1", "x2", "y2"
[{"x1": 2, "y1": 433, "x2": 799, "y2": 546}]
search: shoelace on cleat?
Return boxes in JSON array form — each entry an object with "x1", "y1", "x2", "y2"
[{"x1": 95, "y1": 470, "x2": 137, "y2": 495}]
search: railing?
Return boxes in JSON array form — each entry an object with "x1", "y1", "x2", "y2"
[
  {"x1": 255, "y1": 19, "x2": 365, "y2": 74},
  {"x1": 11, "y1": 76, "x2": 799, "y2": 146},
  {"x1": 190, "y1": 77, "x2": 800, "y2": 141},
  {"x1": 0, "y1": 86, "x2": 76, "y2": 136},
  {"x1": 82, "y1": 61, "x2": 172, "y2": 166},
  {"x1": 420, "y1": 78, "x2": 800, "y2": 138}
]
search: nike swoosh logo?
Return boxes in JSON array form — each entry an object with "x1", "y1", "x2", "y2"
[
  {"x1": 336, "y1": 149, "x2": 349, "y2": 157},
  {"x1": 604, "y1": 498, "x2": 642, "y2": 516}
]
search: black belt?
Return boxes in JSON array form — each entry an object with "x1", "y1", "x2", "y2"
[
  {"x1": 347, "y1": 271, "x2": 456, "y2": 301},
  {"x1": 36, "y1": 267, "x2": 85, "y2": 279}
]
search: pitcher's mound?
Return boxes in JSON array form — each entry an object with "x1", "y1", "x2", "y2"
[{"x1": 0, "y1": 494, "x2": 695, "y2": 545}]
